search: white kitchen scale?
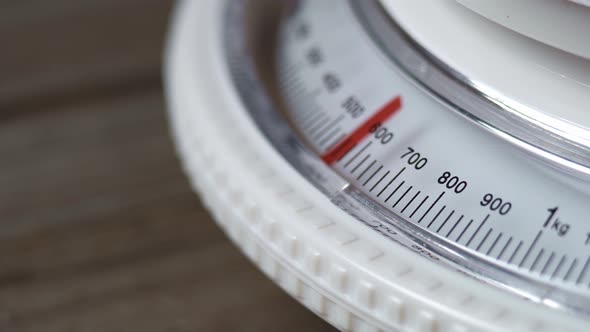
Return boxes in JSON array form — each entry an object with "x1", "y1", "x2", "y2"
[{"x1": 165, "y1": 0, "x2": 590, "y2": 330}]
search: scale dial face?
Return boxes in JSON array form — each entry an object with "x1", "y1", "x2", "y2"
[{"x1": 273, "y1": 0, "x2": 590, "y2": 308}]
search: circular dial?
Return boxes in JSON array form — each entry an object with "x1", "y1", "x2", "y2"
[{"x1": 277, "y1": 0, "x2": 590, "y2": 298}]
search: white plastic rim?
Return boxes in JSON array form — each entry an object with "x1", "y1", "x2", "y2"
[
  {"x1": 457, "y1": 0, "x2": 590, "y2": 60},
  {"x1": 379, "y1": 0, "x2": 590, "y2": 135},
  {"x1": 165, "y1": 0, "x2": 587, "y2": 331},
  {"x1": 570, "y1": 0, "x2": 590, "y2": 7}
]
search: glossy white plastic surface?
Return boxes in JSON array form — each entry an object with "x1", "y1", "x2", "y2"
[
  {"x1": 458, "y1": 0, "x2": 590, "y2": 60},
  {"x1": 380, "y1": 0, "x2": 590, "y2": 134}
]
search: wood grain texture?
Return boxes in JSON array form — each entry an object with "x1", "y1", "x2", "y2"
[
  {"x1": 0, "y1": 2, "x2": 336, "y2": 331},
  {"x1": 0, "y1": 0, "x2": 168, "y2": 118}
]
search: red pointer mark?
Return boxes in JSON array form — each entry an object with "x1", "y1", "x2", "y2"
[{"x1": 321, "y1": 96, "x2": 402, "y2": 165}]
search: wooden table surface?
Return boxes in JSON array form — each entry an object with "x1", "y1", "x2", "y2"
[{"x1": 0, "y1": 2, "x2": 336, "y2": 331}]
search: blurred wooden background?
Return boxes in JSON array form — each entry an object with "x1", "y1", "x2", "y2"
[{"x1": 0, "y1": 1, "x2": 335, "y2": 331}]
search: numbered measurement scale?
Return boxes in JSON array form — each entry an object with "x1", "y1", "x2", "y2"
[{"x1": 165, "y1": 0, "x2": 590, "y2": 331}]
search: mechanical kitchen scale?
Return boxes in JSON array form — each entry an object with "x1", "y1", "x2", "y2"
[{"x1": 165, "y1": 0, "x2": 590, "y2": 330}]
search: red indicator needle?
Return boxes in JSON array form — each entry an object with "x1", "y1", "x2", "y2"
[{"x1": 321, "y1": 96, "x2": 402, "y2": 165}]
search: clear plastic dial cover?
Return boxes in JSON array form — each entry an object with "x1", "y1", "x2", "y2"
[{"x1": 276, "y1": 0, "x2": 590, "y2": 304}]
